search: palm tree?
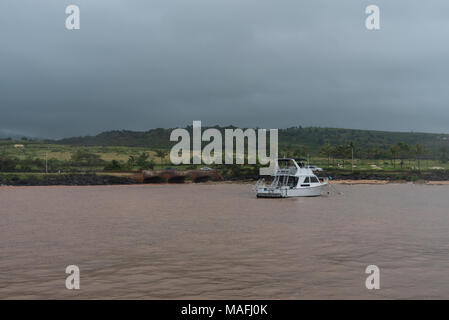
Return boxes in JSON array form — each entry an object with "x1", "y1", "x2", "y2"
[
  {"x1": 369, "y1": 147, "x2": 381, "y2": 160},
  {"x1": 439, "y1": 146, "x2": 449, "y2": 164},
  {"x1": 396, "y1": 142, "x2": 410, "y2": 169},
  {"x1": 348, "y1": 141, "x2": 356, "y2": 171},
  {"x1": 413, "y1": 144, "x2": 427, "y2": 170},
  {"x1": 389, "y1": 145, "x2": 399, "y2": 168},
  {"x1": 127, "y1": 155, "x2": 136, "y2": 169},
  {"x1": 319, "y1": 143, "x2": 333, "y2": 168},
  {"x1": 336, "y1": 145, "x2": 349, "y2": 168},
  {"x1": 330, "y1": 146, "x2": 338, "y2": 167},
  {"x1": 155, "y1": 150, "x2": 168, "y2": 166}
]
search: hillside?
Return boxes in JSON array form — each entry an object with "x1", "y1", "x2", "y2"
[{"x1": 57, "y1": 126, "x2": 449, "y2": 156}]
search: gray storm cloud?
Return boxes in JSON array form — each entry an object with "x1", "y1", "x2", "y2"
[{"x1": 1, "y1": 0, "x2": 449, "y2": 138}]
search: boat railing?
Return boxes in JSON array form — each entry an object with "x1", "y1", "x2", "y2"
[{"x1": 253, "y1": 178, "x2": 266, "y2": 191}]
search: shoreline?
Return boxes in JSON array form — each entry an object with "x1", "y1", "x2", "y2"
[
  {"x1": 2, "y1": 171, "x2": 449, "y2": 187},
  {"x1": 2, "y1": 179, "x2": 449, "y2": 187},
  {"x1": 331, "y1": 179, "x2": 449, "y2": 185}
]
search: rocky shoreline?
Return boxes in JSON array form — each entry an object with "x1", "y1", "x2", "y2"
[
  {"x1": 2, "y1": 169, "x2": 449, "y2": 186},
  {"x1": 320, "y1": 169, "x2": 449, "y2": 182},
  {"x1": 224, "y1": 170, "x2": 449, "y2": 182},
  {"x1": 0, "y1": 174, "x2": 138, "y2": 186}
]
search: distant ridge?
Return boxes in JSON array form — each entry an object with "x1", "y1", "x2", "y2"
[{"x1": 57, "y1": 126, "x2": 449, "y2": 153}]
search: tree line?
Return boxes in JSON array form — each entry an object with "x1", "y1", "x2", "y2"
[{"x1": 316, "y1": 142, "x2": 448, "y2": 170}]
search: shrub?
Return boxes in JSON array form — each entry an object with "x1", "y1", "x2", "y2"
[{"x1": 104, "y1": 160, "x2": 124, "y2": 171}]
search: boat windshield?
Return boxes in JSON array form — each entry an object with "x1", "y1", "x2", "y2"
[
  {"x1": 278, "y1": 159, "x2": 295, "y2": 169},
  {"x1": 277, "y1": 159, "x2": 297, "y2": 174}
]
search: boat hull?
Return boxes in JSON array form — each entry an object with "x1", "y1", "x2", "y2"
[{"x1": 256, "y1": 184, "x2": 326, "y2": 198}]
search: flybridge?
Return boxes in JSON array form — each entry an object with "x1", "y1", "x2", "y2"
[{"x1": 169, "y1": 121, "x2": 279, "y2": 175}]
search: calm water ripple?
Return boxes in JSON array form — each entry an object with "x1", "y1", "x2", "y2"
[{"x1": 1, "y1": 183, "x2": 448, "y2": 299}]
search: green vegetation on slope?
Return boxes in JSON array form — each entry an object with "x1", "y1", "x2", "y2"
[
  {"x1": 1, "y1": 126, "x2": 449, "y2": 176},
  {"x1": 55, "y1": 126, "x2": 449, "y2": 157}
]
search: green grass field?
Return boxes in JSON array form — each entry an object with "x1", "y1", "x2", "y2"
[
  {"x1": 308, "y1": 157, "x2": 449, "y2": 171},
  {"x1": 1, "y1": 143, "x2": 160, "y2": 162},
  {"x1": 2, "y1": 140, "x2": 449, "y2": 174}
]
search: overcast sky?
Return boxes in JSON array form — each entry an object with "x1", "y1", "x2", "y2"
[{"x1": 1, "y1": 0, "x2": 449, "y2": 138}]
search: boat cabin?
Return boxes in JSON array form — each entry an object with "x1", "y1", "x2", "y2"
[
  {"x1": 256, "y1": 158, "x2": 327, "y2": 198},
  {"x1": 273, "y1": 158, "x2": 322, "y2": 189}
]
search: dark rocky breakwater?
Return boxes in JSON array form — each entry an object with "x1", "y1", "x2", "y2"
[
  {"x1": 0, "y1": 174, "x2": 138, "y2": 186},
  {"x1": 322, "y1": 170, "x2": 449, "y2": 182},
  {"x1": 2, "y1": 169, "x2": 449, "y2": 186}
]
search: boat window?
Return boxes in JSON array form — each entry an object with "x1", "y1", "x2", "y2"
[
  {"x1": 303, "y1": 177, "x2": 310, "y2": 183},
  {"x1": 310, "y1": 176, "x2": 319, "y2": 183},
  {"x1": 278, "y1": 160, "x2": 291, "y2": 169},
  {"x1": 287, "y1": 177, "x2": 298, "y2": 187}
]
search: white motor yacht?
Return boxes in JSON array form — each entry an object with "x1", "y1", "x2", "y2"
[{"x1": 255, "y1": 158, "x2": 328, "y2": 198}]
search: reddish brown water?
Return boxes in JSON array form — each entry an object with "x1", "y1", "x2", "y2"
[{"x1": 1, "y1": 183, "x2": 449, "y2": 299}]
